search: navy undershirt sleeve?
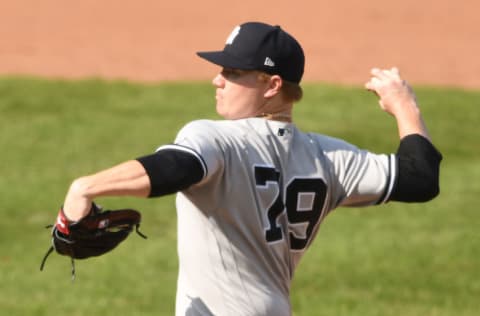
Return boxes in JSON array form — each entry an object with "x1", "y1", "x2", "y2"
[
  {"x1": 390, "y1": 134, "x2": 442, "y2": 202},
  {"x1": 136, "y1": 148, "x2": 205, "y2": 198}
]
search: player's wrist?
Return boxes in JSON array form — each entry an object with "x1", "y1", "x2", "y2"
[
  {"x1": 57, "y1": 202, "x2": 99, "y2": 233},
  {"x1": 395, "y1": 113, "x2": 431, "y2": 141},
  {"x1": 55, "y1": 208, "x2": 72, "y2": 235},
  {"x1": 63, "y1": 177, "x2": 96, "y2": 221}
]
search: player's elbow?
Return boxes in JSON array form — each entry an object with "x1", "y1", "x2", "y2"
[
  {"x1": 422, "y1": 179, "x2": 440, "y2": 202},
  {"x1": 410, "y1": 174, "x2": 440, "y2": 202},
  {"x1": 389, "y1": 134, "x2": 442, "y2": 203},
  {"x1": 391, "y1": 151, "x2": 443, "y2": 203},
  {"x1": 390, "y1": 168, "x2": 441, "y2": 203}
]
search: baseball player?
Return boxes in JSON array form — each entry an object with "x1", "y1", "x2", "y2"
[{"x1": 58, "y1": 22, "x2": 442, "y2": 315}]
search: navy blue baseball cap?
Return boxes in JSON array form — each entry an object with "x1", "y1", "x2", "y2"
[{"x1": 197, "y1": 22, "x2": 305, "y2": 84}]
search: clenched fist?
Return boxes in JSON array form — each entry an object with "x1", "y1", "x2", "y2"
[{"x1": 365, "y1": 67, "x2": 418, "y2": 117}]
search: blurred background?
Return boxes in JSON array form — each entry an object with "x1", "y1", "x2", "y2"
[
  {"x1": 0, "y1": 1, "x2": 479, "y2": 315},
  {"x1": 1, "y1": 0, "x2": 479, "y2": 87}
]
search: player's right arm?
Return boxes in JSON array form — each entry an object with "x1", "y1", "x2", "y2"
[
  {"x1": 365, "y1": 67, "x2": 430, "y2": 141},
  {"x1": 346, "y1": 67, "x2": 442, "y2": 204},
  {"x1": 328, "y1": 68, "x2": 441, "y2": 208}
]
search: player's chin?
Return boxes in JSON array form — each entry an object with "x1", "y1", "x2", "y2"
[
  {"x1": 216, "y1": 103, "x2": 246, "y2": 120},
  {"x1": 216, "y1": 103, "x2": 229, "y2": 118}
]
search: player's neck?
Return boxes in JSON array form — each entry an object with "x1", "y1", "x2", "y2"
[
  {"x1": 255, "y1": 99, "x2": 293, "y2": 122},
  {"x1": 256, "y1": 111, "x2": 292, "y2": 122}
]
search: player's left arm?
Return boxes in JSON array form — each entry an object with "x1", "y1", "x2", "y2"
[
  {"x1": 62, "y1": 121, "x2": 222, "y2": 222},
  {"x1": 63, "y1": 160, "x2": 151, "y2": 221},
  {"x1": 63, "y1": 148, "x2": 206, "y2": 221}
]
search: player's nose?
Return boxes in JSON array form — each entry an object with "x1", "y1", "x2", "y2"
[{"x1": 212, "y1": 73, "x2": 225, "y2": 88}]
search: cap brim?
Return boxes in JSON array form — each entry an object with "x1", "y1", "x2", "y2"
[{"x1": 197, "y1": 51, "x2": 255, "y2": 70}]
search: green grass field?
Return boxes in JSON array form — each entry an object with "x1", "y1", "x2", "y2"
[{"x1": 0, "y1": 77, "x2": 478, "y2": 315}]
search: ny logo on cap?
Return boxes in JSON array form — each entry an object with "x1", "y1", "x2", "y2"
[{"x1": 225, "y1": 26, "x2": 241, "y2": 45}]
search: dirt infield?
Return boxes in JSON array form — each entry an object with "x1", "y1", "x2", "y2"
[{"x1": 1, "y1": 0, "x2": 478, "y2": 88}]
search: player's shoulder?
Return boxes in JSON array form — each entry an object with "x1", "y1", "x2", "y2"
[
  {"x1": 178, "y1": 119, "x2": 248, "y2": 137},
  {"x1": 307, "y1": 132, "x2": 359, "y2": 153},
  {"x1": 175, "y1": 120, "x2": 242, "y2": 146},
  {"x1": 178, "y1": 119, "x2": 218, "y2": 135},
  {"x1": 179, "y1": 119, "x2": 214, "y2": 129}
]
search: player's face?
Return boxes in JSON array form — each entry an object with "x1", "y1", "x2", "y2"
[{"x1": 212, "y1": 68, "x2": 270, "y2": 120}]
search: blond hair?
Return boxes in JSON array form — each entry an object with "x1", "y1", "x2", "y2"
[{"x1": 258, "y1": 72, "x2": 303, "y2": 103}]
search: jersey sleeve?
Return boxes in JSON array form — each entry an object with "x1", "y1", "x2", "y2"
[
  {"x1": 322, "y1": 138, "x2": 396, "y2": 208},
  {"x1": 169, "y1": 120, "x2": 224, "y2": 185}
]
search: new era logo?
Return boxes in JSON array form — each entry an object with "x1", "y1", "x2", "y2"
[{"x1": 264, "y1": 57, "x2": 275, "y2": 67}]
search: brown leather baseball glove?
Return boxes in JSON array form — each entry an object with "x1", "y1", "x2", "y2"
[{"x1": 40, "y1": 203, "x2": 146, "y2": 279}]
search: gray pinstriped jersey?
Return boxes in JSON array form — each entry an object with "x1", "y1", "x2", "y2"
[{"x1": 160, "y1": 118, "x2": 395, "y2": 316}]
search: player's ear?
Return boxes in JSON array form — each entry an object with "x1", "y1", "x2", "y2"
[{"x1": 263, "y1": 75, "x2": 283, "y2": 99}]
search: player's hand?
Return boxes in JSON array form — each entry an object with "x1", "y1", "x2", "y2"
[
  {"x1": 365, "y1": 67, "x2": 418, "y2": 117},
  {"x1": 63, "y1": 178, "x2": 94, "y2": 221}
]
